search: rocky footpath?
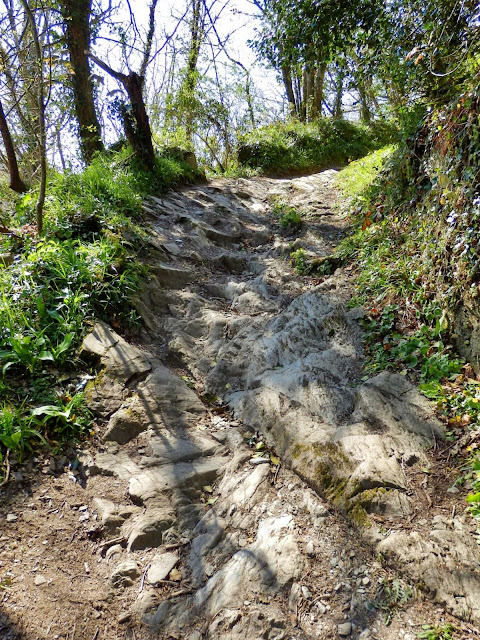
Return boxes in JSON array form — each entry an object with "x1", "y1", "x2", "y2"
[{"x1": 75, "y1": 172, "x2": 480, "y2": 638}]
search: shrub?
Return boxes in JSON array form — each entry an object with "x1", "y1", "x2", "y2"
[{"x1": 237, "y1": 118, "x2": 398, "y2": 175}]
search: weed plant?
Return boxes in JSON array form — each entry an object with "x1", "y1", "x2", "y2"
[
  {"x1": 417, "y1": 624, "x2": 455, "y2": 640},
  {"x1": 290, "y1": 248, "x2": 311, "y2": 275},
  {"x1": 271, "y1": 200, "x2": 302, "y2": 231}
]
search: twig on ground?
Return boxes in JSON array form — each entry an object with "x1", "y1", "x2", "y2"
[
  {"x1": 0, "y1": 450, "x2": 11, "y2": 489},
  {"x1": 164, "y1": 541, "x2": 188, "y2": 551},
  {"x1": 98, "y1": 536, "x2": 126, "y2": 550},
  {"x1": 274, "y1": 462, "x2": 281, "y2": 484},
  {"x1": 139, "y1": 563, "x2": 151, "y2": 593}
]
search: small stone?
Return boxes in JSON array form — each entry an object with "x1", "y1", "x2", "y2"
[
  {"x1": 316, "y1": 602, "x2": 327, "y2": 615},
  {"x1": 338, "y1": 621, "x2": 352, "y2": 637},
  {"x1": 105, "y1": 544, "x2": 123, "y2": 562},
  {"x1": 418, "y1": 518, "x2": 428, "y2": 526},
  {"x1": 306, "y1": 540, "x2": 315, "y2": 556},
  {"x1": 118, "y1": 612, "x2": 131, "y2": 624},
  {"x1": 362, "y1": 577, "x2": 370, "y2": 586},
  {"x1": 34, "y1": 575, "x2": 47, "y2": 586},
  {"x1": 6, "y1": 514, "x2": 17, "y2": 522},
  {"x1": 147, "y1": 553, "x2": 179, "y2": 584},
  {"x1": 301, "y1": 585, "x2": 312, "y2": 599},
  {"x1": 110, "y1": 561, "x2": 140, "y2": 588},
  {"x1": 447, "y1": 486, "x2": 460, "y2": 494},
  {"x1": 330, "y1": 556, "x2": 339, "y2": 567}
]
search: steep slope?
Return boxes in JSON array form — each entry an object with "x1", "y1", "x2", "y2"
[{"x1": 1, "y1": 172, "x2": 479, "y2": 640}]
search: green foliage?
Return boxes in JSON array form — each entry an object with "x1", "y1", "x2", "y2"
[
  {"x1": 0, "y1": 402, "x2": 45, "y2": 463},
  {"x1": 0, "y1": 146, "x2": 197, "y2": 476},
  {"x1": 336, "y1": 146, "x2": 395, "y2": 204},
  {"x1": 32, "y1": 393, "x2": 92, "y2": 440},
  {"x1": 360, "y1": 305, "x2": 462, "y2": 381},
  {"x1": 417, "y1": 624, "x2": 455, "y2": 640},
  {"x1": 373, "y1": 577, "x2": 412, "y2": 625},
  {"x1": 290, "y1": 248, "x2": 311, "y2": 275},
  {"x1": 237, "y1": 119, "x2": 397, "y2": 176},
  {"x1": 252, "y1": 0, "x2": 380, "y2": 69},
  {"x1": 0, "y1": 237, "x2": 138, "y2": 378},
  {"x1": 466, "y1": 458, "x2": 480, "y2": 523},
  {"x1": 44, "y1": 147, "x2": 197, "y2": 231},
  {"x1": 335, "y1": 81, "x2": 480, "y2": 531},
  {"x1": 271, "y1": 200, "x2": 302, "y2": 230}
]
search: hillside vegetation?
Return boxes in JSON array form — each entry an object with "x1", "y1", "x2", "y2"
[
  {"x1": 332, "y1": 78, "x2": 480, "y2": 528},
  {"x1": 0, "y1": 150, "x2": 197, "y2": 464},
  {"x1": 236, "y1": 119, "x2": 397, "y2": 175}
]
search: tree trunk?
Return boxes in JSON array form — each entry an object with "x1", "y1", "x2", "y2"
[
  {"x1": 19, "y1": 0, "x2": 46, "y2": 234},
  {"x1": 293, "y1": 74, "x2": 303, "y2": 121},
  {"x1": 245, "y1": 71, "x2": 256, "y2": 129},
  {"x1": 358, "y1": 82, "x2": 372, "y2": 124},
  {"x1": 123, "y1": 72, "x2": 155, "y2": 169},
  {"x1": 182, "y1": 0, "x2": 204, "y2": 146},
  {"x1": 334, "y1": 68, "x2": 345, "y2": 118},
  {"x1": 62, "y1": 0, "x2": 104, "y2": 163},
  {"x1": 88, "y1": 54, "x2": 155, "y2": 169},
  {"x1": 0, "y1": 97, "x2": 28, "y2": 193},
  {"x1": 311, "y1": 63, "x2": 326, "y2": 120},
  {"x1": 281, "y1": 65, "x2": 297, "y2": 116}
]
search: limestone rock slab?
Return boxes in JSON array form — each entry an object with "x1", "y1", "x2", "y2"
[
  {"x1": 128, "y1": 456, "x2": 227, "y2": 503},
  {"x1": 147, "y1": 552, "x2": 179, "y2": 584},
  {"x1": 123, "y1": 508, "x2": 176, "y2": 551}
]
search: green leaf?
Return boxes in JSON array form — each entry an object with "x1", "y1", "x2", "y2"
[
  {"x1": 32, "y1": 405, "x2": 70, "y2": 419},
  {"x1": 47, "y1": 309, "x2": 63, "y2": 322},
  {"x1": 1, "y1": 432, "x2": 22, "y2": 449},
  {"x1": 419, "y1": 381, "x2": 442, "y2": 399},
  {"x1": 466, "y1": 492, "x2": 480, "y2": 503},
  {"x1": 270, "y1": 455, "x2": 280, "y2": 466},
  {"x1": 53, "y1": 333, "x2": 74, "y2": 359},
  {"x1": 38, "y1": 351, "x2": 54, "y2": 362},
  {"x1": 2, "y1": 362, "x2": 16, "y2": 375},
  {"x1": 404, "y1": 354, "x2": 418, "y2": 368}
]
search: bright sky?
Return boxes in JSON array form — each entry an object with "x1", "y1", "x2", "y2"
[{"x1": 118, "y1": 0, "x2": 281, "y2": 92}]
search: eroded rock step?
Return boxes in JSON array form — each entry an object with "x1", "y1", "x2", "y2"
[{"x1": 82, "y1": 172, "x2": 480, "y2": 638}]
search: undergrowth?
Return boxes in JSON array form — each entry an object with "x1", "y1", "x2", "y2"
[
  {"x1": 236, "y1": 118, "x2": 398, "y2": 176},
  {"x1": 271, "y1": 199, "x2": 303, "y2": 231},
  {"x1": 417, "y1": 624, "x2": 455, "y2": 640},
  {"x1": 333, "y1": 87, "x2": 480, "y2": 530},
  {"x1": 0, "y1": 147, "x2": 195, "y2": 476}
]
